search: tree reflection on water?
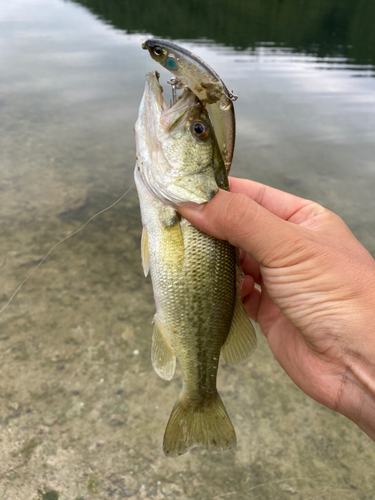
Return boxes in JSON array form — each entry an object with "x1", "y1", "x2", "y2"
[{"x1": 73, "y1": 0, "x2": 375, "y2": 70}]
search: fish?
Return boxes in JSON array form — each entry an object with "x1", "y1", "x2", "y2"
[
  {"x1": 134, "y1": 70, "x2": 257, "y2": 457},
  {"x1": 142, "y1": 39, "x2": 237, "y2": 174}
]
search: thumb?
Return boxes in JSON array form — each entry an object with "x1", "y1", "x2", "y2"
[{"x1": 178, "y1": 189, "x2": 308, "y2": 267}]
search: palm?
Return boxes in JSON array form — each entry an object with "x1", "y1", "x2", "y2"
[
  {"x1": 254, "y1": 283, "x2": 343, "y2": 410},
  {"x1": 232, "y1": 185, "x2": 355, "y2": 410}
]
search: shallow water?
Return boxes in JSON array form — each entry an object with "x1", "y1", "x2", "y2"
[{"x1": 1, "y1": 0, "x2": 375, "y2": 499}]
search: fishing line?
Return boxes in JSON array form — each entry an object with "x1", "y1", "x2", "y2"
[{"x1": 0, "y1": 184, "x2": 135, "y2": 315}]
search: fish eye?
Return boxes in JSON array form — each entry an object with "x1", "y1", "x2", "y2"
[
  {"x1": 192, "y1": 121, "x2": 209, "y2": 139},
  {"x1": 153, "y1": 46, "x2": 162, "y2": 56}
]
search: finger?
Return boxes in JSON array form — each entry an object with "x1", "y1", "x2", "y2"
[
  {"x1": 239, "y1": 274, "x2": 255, "y2": 299},
  {"x1": 242, "y1": 286, "x2": 261, "y2": 322},
  {"x1": 239, "y1": 250, "x2": 261, "y2": 284},
  {"x1": 229, "y1": 177, "x2": 318, "y2": 223},
  {"x1": 179, "y1": 189, "x2": 311, "y2": 266}
]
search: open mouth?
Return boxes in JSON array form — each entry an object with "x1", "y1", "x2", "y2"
[
  {"x1": 146, "y1": 71, "x2": 196, "y2": 109},
  {"x1": 144, "y1": 71, "x2": 168, "y2": 112},
  {"x1": 143, "y1": 71, "x2": 200, "y2": 132}
]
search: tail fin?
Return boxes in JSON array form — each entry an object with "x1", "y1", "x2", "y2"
[{"x1": 163, "y1": 391, "x2": 236, "y2": 457}]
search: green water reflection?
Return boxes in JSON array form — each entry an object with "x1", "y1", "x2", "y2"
[{"x1": 74, "y1": 0, "x2": 375, "y2": 69}]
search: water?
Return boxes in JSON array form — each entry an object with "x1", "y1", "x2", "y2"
[{"x1": 1, "y1": 0, "x2": 375, "y2": 498}]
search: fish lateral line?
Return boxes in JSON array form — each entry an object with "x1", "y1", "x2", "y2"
[{"x1": 0, "y1": 184, "x2": 134, "y2": 315}]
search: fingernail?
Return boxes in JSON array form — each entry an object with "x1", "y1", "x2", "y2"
[{"x1": 181, "y1": 202, "x2": 205, "y2": 212}]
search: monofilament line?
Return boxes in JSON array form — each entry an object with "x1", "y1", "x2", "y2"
[{"x1": 0, "y1": 184, "x2": 134, "y2": 315}]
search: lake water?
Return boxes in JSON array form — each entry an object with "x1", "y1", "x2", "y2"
[{"x1": 1, "y1": 0, "x2": 375, "y2": 499}]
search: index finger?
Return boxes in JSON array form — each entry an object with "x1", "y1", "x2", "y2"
[{"x1": 229, "y1": 177, "x2": 312, "y2": 222}]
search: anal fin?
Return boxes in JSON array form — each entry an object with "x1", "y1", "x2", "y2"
[
  {"x1": 222, "y1": 293, "x2": 257, "y2": 366},
  {"x1": 152, "y1": 320, "x2": 176, "y2": 381}
]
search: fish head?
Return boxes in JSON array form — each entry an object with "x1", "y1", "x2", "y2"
[
  {"x1": 142, "y1": 39, "x2": 236, "y2": 175},
  {"x1": 135, "y1": 71, "x2": 227, "y2": 206}
]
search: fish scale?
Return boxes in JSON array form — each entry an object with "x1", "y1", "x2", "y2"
[{"x1": 156, "y1": 221, "x2": 237, "y2": 402}]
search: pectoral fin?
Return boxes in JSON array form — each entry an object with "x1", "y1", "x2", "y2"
[
  {"x1": 141, "y1": 225, "x2": 150, "y2": 277},
  {"x1": 152, "y1": 320, "x2": 176, "y2": 381},
  {"x1": 222, "y1": 293, "x2": 257, "y2": 366}
]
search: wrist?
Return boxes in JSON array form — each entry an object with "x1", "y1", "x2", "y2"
[
  {"x1": 337, "y1": 280, "x2": 375, "y2": 439},
  {"x1": 338, "y1": 351, "x2": 375, "y2": 440}
]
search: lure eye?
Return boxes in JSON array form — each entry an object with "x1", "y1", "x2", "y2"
[
  {"x1": 153, "y1": 46, "x2": 162, "y2": 56},
  {"x1": 192, "y1": 121, "x2": 209, "y2": 139}
]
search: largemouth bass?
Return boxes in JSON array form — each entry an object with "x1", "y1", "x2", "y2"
[
  {"x1": 134, "y1": 71, "x2": 256, "y2": 457},
  {"x1": 142, "y1": 39, "x2": 237, "y2": 173}
]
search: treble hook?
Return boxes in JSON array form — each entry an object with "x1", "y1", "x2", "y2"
[
  {"x1": 226, "y1": 89, "x2": 238, "y2": 102},
  {"x1": 167, "y1": 76, "x2": 178, "y2": 105}
]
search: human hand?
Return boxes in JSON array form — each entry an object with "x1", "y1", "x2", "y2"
[{"x1": 179, "y1": 177, "x2": 375, "y2": 440}]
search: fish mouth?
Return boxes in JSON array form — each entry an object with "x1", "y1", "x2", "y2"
[
  {"x1": 135, "y1": 71, "x2": 199, "y2": 173},
  {"x1": 135, "y1": 72, "x2": 215, "y2": 207},
  {"x1": 141, "y1": 71, "x2": 199, "y2": 131},
  {"x1": 143, "y1": 71, "x2": 168, "y2": 114}
]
